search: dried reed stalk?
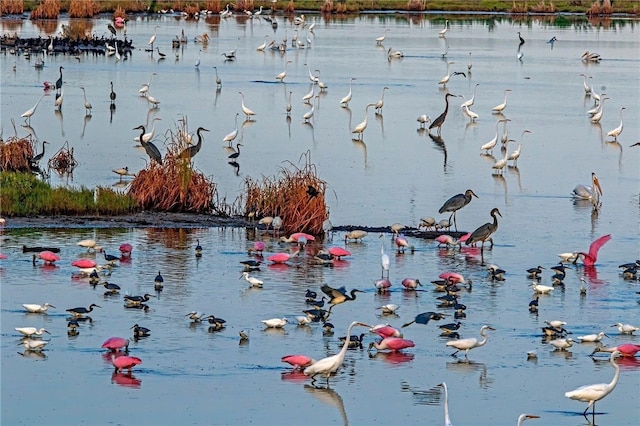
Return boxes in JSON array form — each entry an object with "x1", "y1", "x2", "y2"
[
  {"x1": 1, "y1": 0, "x2": 24, "y2": 14},
  {"x1": 0, "y1": 136, "x2": 33, "y2": 172},
  {"x1": 47, "y1": 141, "x2": 78, "y2": 174},
  {"x1": 68, "y1": 0, "x2": 100, "y2": 18},
  {"x1": 30, "y1": 0, "x2": 61, "y2": 19}
]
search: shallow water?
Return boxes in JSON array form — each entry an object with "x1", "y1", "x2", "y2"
[{"x1": 1, "y1": 12, "x2": 640, "y2": 426}]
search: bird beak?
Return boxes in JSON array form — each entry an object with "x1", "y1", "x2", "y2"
[
  {"x1": 357, "y1": 322, "x2": 372, "y2": 328},
  {"x1": 526, "y1": 416, "x2": 540, "y2": 419},
  {"x1": 44, "y1": 330, "x2": 51, "y2": 334},
  {"x1": 487, "y1": 326, "x2": 496, "y2": 330},
  {"x1": 592, "y1": 174, "x2": 603, "y2": 196},
  {"x1": 49, "y1": 305, "x2": 56, "y2": 308},
  {"x1": 472, "y1": 192, "x2": 478, "y2": 198}
]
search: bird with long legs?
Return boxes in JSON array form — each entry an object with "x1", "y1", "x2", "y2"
[
  {"x1": 481, "y1": 119, "x2": 509, "y2": 154},
  {"x1": 66, "y1": 303, "x2": 101, "y2": 317},
  {"x1": 339, "y1": 77, "x2": 356, "y2": 108},
  {"x1": 285, "y1": 91, "x2": 292, "y2": 116},
  {"x1": 590, "y1": 97, "x2": 609, "y2": 123},
  {"x1": 228, "y1": 143, "x2": 243, "y2": 161},
  {"x1": 213, "y1": 66, "x2": 222, "y2": 89},
  {"x1": 438, "y1": 20, "x2": 449, "y2": 37},
  {"x1": 303, "y1": 321, "x2": 370, "y2": 383},
  {"x1": 446, "y1": 325, "x2": 495, "y2": 357},
  {"x1": 23, "y1": 303, "x2": 56, "y2": 313},
  {"x1": 507, "y1": 129, "x2": 531, "y2": 166},
  {"x1": 55, "y1": 66, "x2": 64, "y2": 92},
  {"x1": 109, "y1": 81, "x2": 117, "y2": 105},
  {"x1": 238, "y1": 91, "x2": 256, "y2": 120},
  {"x1": 223, "y1": 113, "x2": 240, "y2": 146},
  {"x1": 460, "y1": 96, "x2": 478, "y2": 122},
  {"x1": 429, "y1": 93, "x2": 457, "y2": 136},
  {"x1": 374, "y1": 87, "x2": 389, "y2": 114},
  {"x1": 574, "y1": 234, "x2": 611, "y2": 267},
  {"x1": 376, "y1": 28, "x2": 390, "y2": 45},
  {"x1": 492, "y1": 89, "x2": 512, "y2": 114},
  {"x1": 606, "y1": 107, "x2": 625, "y2": 140},
  {"x1": 80, "y1": 87, "x2": 92, "y2": 115},
  {"x1": 179, "y1": 126, "x2": 209, "y2": 160},
  {"x1": 275, "y1": 60, "x2": 292, "y2": 82},
  {"x1": 352, "y1": 103, "x2": 376, "y2": 140},
  {"x1": 565, "y1": 351, "x2": 621, "y2": 418},
  {"x1": 21, "y1": 93, "x2": 47, "y2": 124},
  {"x1": 31, "y1": 140, "x2": 49, "y2": 167},
  {"x1": 133, "y1": 125, "x2": 163, "y2": 165},
  {"x1": 572, "y1": 172, "x2": 602, "y2": 210},
  {"x1": 379, "y1": 235, "x2": 390, "y2": 279},
  {"x1": 134, "y1": 117, "x2": 161, "y2": 143},
  {"x1": 465, "y1": 208, "x2": 502, "y2": 249},
  {"x1": 148, "y1": 25, "x2": 160, "y2": 51},
  {"x1": 438, "y1": 189, "x2": 478, "y2": 231},
  {"x1": 439, "y1": 62, "x2": 455, "y2": 87},
  {"x1": 461, "y1": 83, "x2": 479, "y2": 108},
  {"x1": 517, "y1": 31, "x2": 525, "y2": 46}
]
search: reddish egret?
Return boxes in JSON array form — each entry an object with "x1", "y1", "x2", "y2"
[
  {"x1": 23, "y1": 303, "x2": 55, "y2": 313},
  {"x1": 339, "y1": 77, "x2": 356, "y2": 108},
  {"x1": 438, "y1": 189, "x2": 478, "y2": 231},
  {"x1": 565, "y1": 351, "x2": 621, "y2": 416},
  {"x1": 446, "y1": 325, "x2": 495, "y2": 357},
  {"x1": 66, "y1": 304, "x2": 101, "y2": 317},
  {"x1": 612, "y1": 323, "x2": 638, "y2": 334},
  {"x1": 368, "y1": 337, "x2": 414, "y2": 352},
  {"x1": 102, "y1": 337, "x2": 129, "y2": 352},
  {"x1": 303, "y1": 321, "x2": 370, "y2": 381},
  {"x1": 282, "y1": 354, "x2": 315, "y2": 369},
  {"x1": 429, "y1": 93, "x2": 456, "y2": 136},
  {"x1": 576, "y1": 234, "x2": 611, "y2": 266},
  {"x1": 111, "y1": 354, "x2": 142, "y2": 373},
  {"x1": 15, "y1": 327, "x2": 50, "y2": 337},
  {"x1": 465, "y1": 208, "x2": 502, "y2": 249}
]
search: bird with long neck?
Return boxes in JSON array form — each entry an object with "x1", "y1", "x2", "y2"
[
  {"x1": 179, "y1": 127, "x2": 209, "y2": 159},
  {"x1": 437, "y1": 382, "x2": 453, "y2": 426},
  {"x1": 565, "y1": 350, "x2": 621, "y2": 416},
  {"x1": 429, "y1": 93, "x2": 456, "y2": 136},
  {"x1": 465, "y1": 208, "x2": 502, "y2": 248}
]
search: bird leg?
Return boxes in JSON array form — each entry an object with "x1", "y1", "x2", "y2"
[{"x1": 450, "y1": 350, "x2": 459, "y2": 357}]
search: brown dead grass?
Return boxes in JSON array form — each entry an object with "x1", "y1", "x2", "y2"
[
  {"x1": 0, "y1": 136, "x2": 34, "y2": 173},
  {"x1": 321, "y1": 0, "x2": 333, "y2": 13},
  {"x1": 283, "y1": 0, "x2": 295, "y2": 14},
  {"x1": 47, "y1": 141, "x2": 78, "y2": 175},
  {"x1": 233, "y1": 0, "x2": 254, "y2": 12},
  {"x1": 243, "y1": 151, "x2": 329, "y2": 236},
  {"x1": 586, "y1": 0, "x2": 612, "y2": 15},
  {"x1": 530, "y1": 0, "x2": 556, "y2": 12},
  {"x1": 206, "y1": 0, "x2": 222, "y2": 13},
  {"x1": 128, "y1": 119, "x2": 218, "y2": 213},
  {"x1": 113, "y1": 6, "x2": 126, "y2": 19},
  {"x1": 30, "y1": 0, "x2": 61, "y2": 19},
  {"x1": 511, "y1": 1, "x2": 528, "y2": 13},
  {"x1": 1, "y1": 0, "x2": 24, "y2": 15},
  {"x1": 68, "y1": 0, "x2": 100, "y2": 18},
  {"x1": 60, "y1": 20, "x2": 94, "y2": 39},
  {"x1": 407, "y1": 0, "x2": 426, "y2": 11}
]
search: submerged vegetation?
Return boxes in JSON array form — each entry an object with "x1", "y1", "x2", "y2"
[{"x1": 1, "y1": 0, "x2": 638, "y2": 16}]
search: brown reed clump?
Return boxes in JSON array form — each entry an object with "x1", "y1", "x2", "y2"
[
  {"x1": 183, "y1": 3, "x2": 199, "y2": 17},
  {"x1": 128, "y1": 119, "x2": 218, "y2": 213},
  {"x1": 321, "y1": 0, "x2": 333, "y2": 14},
  {"x1": 335, "y1": 1, "x2": 348, "y2": 13},
  {"x1": 206, "y1": 0, "x2": 222, "y2": 13},
  {"x1": 407, "y1": 0, "x2": 426, "y2": 11},
  {"x1": 244, "y1": 151, "x2": 329, "y2": 236},
  {"x1": 511, "y1": 1, "x2": 528, "y2": 13},
  {"x1": 1, "y1": 0, "x2": 24, "y2": 15},
  {"x1": 0, "y1": 136, "x2": 34, "y2": 173},
  {"x1": 586, "y1": 0, "x2": 612, "y2": 15},
  {"x1": 60, "y1": 20, "x2": 94, "y2": 39},
  {"x1": 30, "y1": 0, "x2": 61, "y2": 19},
  {"x1": 530, "y1": 0, "x2": 556, "y2": 12},
  {"x1": 283, "y1": 0, "x2": 294, "y2": 14},
  {"x1": 113, "y1": 5, "x2": 127, "y2": 19},
  {"x1": 68, "y1": 0, "x2": 100, "y2": 18},
  {"x1": 233, "y1": 0, "x2": 254, "y2": 12},
  {"x1": 47, "y1": 141, "x2": 78, "y2": 175}
]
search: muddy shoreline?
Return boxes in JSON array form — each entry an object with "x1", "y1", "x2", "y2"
[{"x1": 2, "y1": 212, "x2": 467, "y2": 239}]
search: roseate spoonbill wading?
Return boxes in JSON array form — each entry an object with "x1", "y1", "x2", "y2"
[
  {"x1": 591, "y1": 343, "x2": 640, "y2": 357},
  {"x1": 303, "y1": 321, "x2": 370, "y2": 382},
  {"x1": 465, "y1": 208, "x2": 501, "y2": 249},
  {"x1": 438, "y1": 189, "x2": 478, "y2": 231},
  {"x1": 23, "y1": 303, "x2": 55, "y2": 313},
  {"x1": 370, "y1": 324, "x2": 402, "y2": 338},
  {"x1": 102, "y1": 337, "x2": 129, "y2": 352},
  {"x1": 368, "y1": 337, "x2": 414, "y2": 352},
  {"x1": 282, "y1": 354, "x2": 315, "y2": 369},
  {"x1": 575, "y1": 234, "x2": 611, "y2": 266},
  {"x1": 446, "y1": 325, "x2": 495, "y2": 357},
  {"x1": 565, "y1": 351, "x2": 621, "y2": 417},
  {"x1": 111, "y1": 353, "x2": 142, "y2": 373},
  {"x1": 401, "y1": 278, "x2": 421, "y2": 290}
]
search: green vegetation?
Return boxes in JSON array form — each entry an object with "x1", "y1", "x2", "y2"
[{"x1": 0, "y1": 172, "x2": 139, "y2": 217}]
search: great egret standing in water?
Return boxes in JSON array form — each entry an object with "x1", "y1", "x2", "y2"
[{"x1": 565, "y1": 350, "x2": 621, "y2": 417}]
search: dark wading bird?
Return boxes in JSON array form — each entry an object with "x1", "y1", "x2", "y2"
[
  {"x1": 429, "y1": 93, "x2": 457, "y2": 136},
  {"x1": 179, "y1": 127, "x2": 209, "y2": 159},
  {"x1": 55, "y1": 66, "x2": 64, "y2": 92},
  {"x1": 133, "y1": 125, "x2": 163, "y2": 165},
  {"x1": 109, "y1": 81, "x2": 117, "y2": 103},
  {"x1": 31, "y1": 140, "x2": 49, "y2": 166},
  {"x1": 66, "y1": 303, "x2": 101, "y2": 317},
  {"x1": 465, "y1": 208, "x2": 502, "y2": 249},
  {"x1": 321, "y1": 284, "x2": 362, "y2": 311},
  {"x1": 438, "y1": 189, "x2": 478, "y2": 231},
  {"x1": 402, "y1": 311, "x2": 448, "y2": 328}
]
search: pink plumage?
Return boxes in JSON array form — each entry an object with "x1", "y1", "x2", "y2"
[
  {"x1": 439, "y1": 271, "x2": 466, "y2": 284},
  {"x1": 375, "y1": 279, "x2": 392, "y2": 292},
  {"x1": 401, "y1": 278, "x2": 421, "y2": 290},
  {"x1": 578, "y1": 234, "x2": 611, "y2": 266},
  {"x1": 119, "y1": 243, "x2": 133, "y2": 256},
  {"x1": 370, "y1": 337, "x2": 415, "y2": 352},
  {"x1": 281, "y1": 354, "x2": 314, "y2": 369},
  {"x1": 39, "y1": 250, "x2": 60, "y2": 264},
  {"x1": 370, "y1": 325, "x2": 402, "y2": 339},
  {"x1": 102, "y1": 337, "x2": 129, "y2": 352},
  {"x1": 111, "y1": 354, "x2": 142, "y2": 372},
  {"x1": 72, "y1": 258, "x2": 97, "y2": 268},
  {"x1": 328, "y1": 247, "x2": 351, "y2": 258}
]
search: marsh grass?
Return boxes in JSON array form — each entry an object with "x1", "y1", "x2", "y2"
[
  {"x1": 0, "y1": 172, "x2": 138, "y2": 216},
  {"x1": 0, "y1": 136, "x2": 34, "y2": 173},
  {"x1": 68, "y1": 0, "x2": 100, "y2": 18},
  {"x1": 244, "y1": 151, "x2": 328, "y2": 236},
  {"x1": 1, "y1": 0, "x2": 24, "y2": 15},
  {"x1": 29, "y1": 0, "x2": 61, "y2": 19}
]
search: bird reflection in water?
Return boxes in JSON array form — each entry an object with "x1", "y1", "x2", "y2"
[
  {"x1": 280, "y1": 370, "x2": 307, "y2": 382},
  {"x1": 304, "y1": 384, "x2": 349, "y2": 426},
  {"x1": 228, "y1": 160, "x2": 240, "y2": 176},
  {"x1": 111, "y1": 371, "x2": 141, "y2": 388},
  {"x1": 18, "y1": 350, "x2": 47, "y2": 360},
  {"x1": 429, "y1": 133, "x2": 448, "y2": 173},
  {"x1": 368, "y1": 350, "x2": 415, "y2": 364},
  {"x1": 352, "y1": 139, "x2": 368, "y2": 170},
  {"x1": 446, "y1": 359, "x2": 493, "y2": 389}
]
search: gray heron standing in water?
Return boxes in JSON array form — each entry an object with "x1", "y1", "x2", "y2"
[
  {"x1": 438, "y1": 189, "x2": 478, "y2": 231},
  {"x1": 428, "y1": 93, "x2": 457, "y2": 136},
  {"x1": 465, "y1": 208, "x2": 502, "y2": 249}
]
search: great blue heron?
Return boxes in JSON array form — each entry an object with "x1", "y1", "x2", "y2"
[
  {"x1": 179, "y1": 126, "x2": 209, "y2": 159},
  {"x1": 438, "y1": 189, "x2": 478, "y2": 231},
  {"x1": 429, "y1": 93, "x2": 457, "y2": 136},
  {"x1": 31, "y1": 140, "x2": 49, "y2": 164},
  {"x1": 465, "y1": 208, "x2": 502, "y2": 249},
  {"x1": 133, "y1": 125, "x2": 162, "y2": 165}
]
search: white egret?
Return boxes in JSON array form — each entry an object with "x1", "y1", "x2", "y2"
[
  {"x1": 240, "y1": 271, "x2": 263, "y2": 288},
  {"x1": 54, "y1": 87, "x2": 64, "y2": 110},
  {"x1": 80, "y1": 87, "x2": 92, "y2": 114},
  {"x1": 438, "y1": 19, "x2": 449, "y2": 37},
  {"x1": 23, "y1": 303, "x2": 56, "y2": 313},
  {"x1": 303, "y1": 95, "x2": 319, "y2": 123},
  {"x1": 340, "y1": 77, "x2": 356, "y2": 107},
  {"x1": 380, "y1": 235, "x2": 390, "y2": 279},
  {"x1": 134, "y1": 118, "x2": 161, "y2": 143},
  {"x1": 507, "y1": 129, "x2": 532, "y2": 166},
  {"x1": 577, "y1": 332, "x2": 608, "y2": 343},
  {"x1": 530, "y1": 282, "x2": 554, "y2": 294},
  {"x1": 256, "y1": 35, "x2": 269, "y2": 51},
  {"x1": 316, "y1": 70, "x2": 328, "y2": 91},
  {"x1": 612, "y1": 323, "x2": 638, "y2": 334},
  {"x1": 308, "y1": 17, "x2": 316, "y2": 32},
  {"x1": 590, "y1": 97, "x2": 609, "y2": 123},
  {"x1": 239, "y1": 91, "x2": 256, "y2": 120},
  {"x1": 549, "y1": 338, "x2": 574, "y2": 351},
  {"x1": 223, "y1": 113, "x2": 240, "y2": 146},
  {"x1": 148, "y1": 25, "x2": 160, "y2": 50},
  {"x1": 545, "y1": 320, "x2": 567, "y2": 329},
  {"x1": 275, "y1": 60, "x2": 292, "y2": 82},
  {"x1": 446, "y1": 325, "x2": 495, "y2": 357},
  {"x1": 461, "y1": 83, "x2": 479, "y2": 108},
  {"x1": 437, "y1": 382, "x2": 453, "y2": 426},
  {"x1": 147, "y1": 94, "x2": 160, "y2": 108},
  {"x1": 213, "y1": 66, "x2": 222, "y2": 88},
  {"x1": 21, "y1": 93, "x2": 47, "y2": 124},
  {"x1": 261, "y1": 318, "x2": 288, "y2": 328},
  {"x1": 376, "y1": 28, "x2": 390, "y2": 45},
  {"x1": 305, "y1": 63, "x2": 318, "y2": 83},
  {"x1": 352, "y1": 103, "x2": 376, "y2": 140},
  {"x1": 15, "y1": 327, "x2": 50, "y2": 338},
  {"x1": 580, "y1": 73, "x2": 591, "y2": 95},
  {"x1": 565, "y1": 350, "x2": 621, "y2": 416},
  {"x1": 195, "y1": 49, "x2": 201, "y2": 68},
  {"x1": 467, "y1": 51, "x2": 472, "y2": 72},
  {"x1": 302, "y1": 85, "x2": 315, "y2": 104},
  {"x1": 492, "y1": 140, "x2": 512, "y2": 174},
  {"x1": 139, "y1": 73, "x2": 155, "y2": 96},
  {"x1": 492, "y1": 89, "x2": 512, "y2": 114},
  {"x1": 606, "y1": 107, "x2": 625, "y2": 140},
  {"x1": 439, "y1": 61, "x2": 455, "y2": 87},
  {"x1": 461, "y1": 97, "x2": 479, "y2": 122},
  {"x1": 303, "y1": 321, "x2": 370, "y2": 381},
  {"x1": 417, "y1": 115, "x2": 431, "y2": 129},
  {"x1": 286, "y1": 91, "x2": 292, "y2": 115},
  {"x1": 374, "y1": 86, "x2": 389, "y2": 114}
]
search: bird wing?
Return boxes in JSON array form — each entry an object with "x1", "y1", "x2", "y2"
[
  {"x1": 321, "y1": 284, "x2": 342, "y2": 298},
  {"x1": 446, "y1": 337, "x2": 477, "y2": 349},
  {"x1": 565, "y1": 383, "x2": 607, "y2": 398},
  {"x1": 587, "y1": 234, "x2": 611, "y2": 261}
]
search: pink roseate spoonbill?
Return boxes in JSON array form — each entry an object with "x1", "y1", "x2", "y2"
[
  {"x1": 401, "y1": 278, "x2": 422, "y2": 290},
  {"x1": 438, "y1": 189, "x2": 478, "y2": 231},
  {"x1": 280, "y1": 232, "x2": 316, "y2": 243},
  {"x1": 394, "y1": 235, "x2": 413, "y2": 253},
  {"x1": 72, "y1": 258, "x2": 97, "y2": 268},
  {"x1": 66, "y1": 304, "x2": 101, "y2": 317},
  {"x1": 402, "y1": 312, "x2": 447, "y2": 328},
  {"x1": 591, "y1": 342, "x2": 640, "y2": 357},
  {"x1": 248, "y1": 241, "x2": 265, "y2": 256},
  {"x1": 375, "y1": 279, "x2": 392, "y2": 293},
  {"x1": 321, "y1": 284, "x2": 362, "y2": 307},
  {"x1": 119, "y1": 243, "x2": 132, "y2": 256},
  {"x1": 23, "y1": 303, "x2": 56, "y2": 313},
  {"x1": 344, "y1": 230, "x2": 368, "y2": 243},
  {"x1": 368, "y1": 337, "x2": 415, "y2": 352},
  {"x1": 77, "y1": 239, "x2": 102, "y2": 253},
  {"x1": 328, "y1": 247, "x2": 351, "y2": 259},
  {"x1": 370, "y1": 324, "x2": 402, "y2": 339},
  {"x1": 446, "y1": 325, "x2": 495, "y2": 357},
  {"x1": 38, "y1": 250, "x2": 60, "y2": 265},
  {"x1": 268, "y1": 250, "x2": 299, "y2": 264},
  {"x1": 612, "y1": 323, "x2": 638, "y2": 334},
  {"x1": 576, "y1": 234, "x2": 611, "y2": 266},
  {"x1": 111, "y1": 353, "x2": 142, "y2": 373},
  {"x1": 517, "y1": 414, "x2": 540, "y2": 425},
  {"x1": 102, "y1": 337, "x2": 129, "y2": 353},
  {"x1": 15, "y1": 327, "x2": 50, "y2": 338},
  {"x1": 465, "y1": 208, "x2": 501, "y2": 249},
  {"x1": 282, "y1": 354, "x2": 315, "y2": 370},
  {"x1": 435, "y1": 234, "x2": 459, "y2": 248},
  {"x1": 303, "y1": 321, "x2": 370, "y2": 382},
  {"x1": 565, "y1": 350, "x2": 621, "y2": 417},
  {"x1": 439, "y1": 272, "x2": 468, "y2": 285},
  {"x1": 0, "y1": 253, "x2": 7, "y2": 259}
]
